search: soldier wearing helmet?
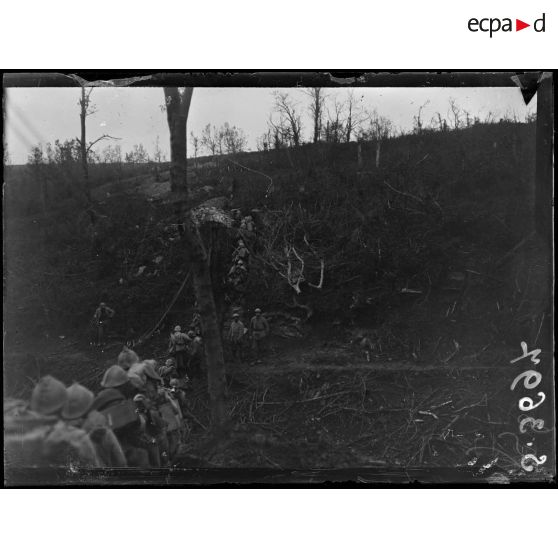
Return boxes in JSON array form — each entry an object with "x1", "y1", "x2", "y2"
[
  {"x1": 233, "y1": 239, "x2": 250, "y2": 264},
  {"x1": 92, "y1": 302, "x2": 115, "y2": 348},
  {"x1": 117, "y1": 346, "x2": 140, "y2": 371},
  {"x1": 63, "y1": 382, "x2": 128, "y2": 468},
  {"x1": 250, "y1": 308, "x2": 269, "y2": 363},
  {"x1": 158, "y1": 357, "x2": 179, "y2": 385},
  {"x1": 95, "y1": 364, "x2": 151, "y2": 467},
  {"x1": 5, "y1": 376, "x2": 101, "y2": 469},
  {"x1": 168, "y1": 325, "x2": 189, "y2": 375},
  {"x1": 62, "y1": 383, "x2": 95, "y2": 422},
  {"x1": 228, "y1": 312, "x2": 246, "y2": 362},
  {"x1": 133, "y1": 392, "x2": 169, "y2": 467},
  {"x1": 189, "y1": 309, "x2": 202, "y2": 336},
  {"x1": 31, "y1": 375, "x2": 68, "y2": 417},
  {"x1": 81, "y1": 410, "x2": 127, "y2": 467},
  {"x1": 101, "y1": 364, "x2": 128, "y2": 388}
]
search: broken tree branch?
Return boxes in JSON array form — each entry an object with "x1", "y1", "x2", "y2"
[
  {"x1": 86, "y1": 134, "x2": 121, "y2": 153},
  {"x1": 382, "y1": 180, "x2": 424, "y2": 203}
]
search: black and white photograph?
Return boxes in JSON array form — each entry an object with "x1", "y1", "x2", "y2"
[{"x1": 3, "y1": 71, "x2": 555, "y2": 486}]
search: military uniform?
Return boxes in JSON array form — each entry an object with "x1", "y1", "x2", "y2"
[
  {"x1": 4, "y1": 413, "x2": 101, "y2": 469},
  {"x1": 168, "y1": 330, "x2": 190, "y2": 374},
  {"x1": 228, "y1": 318, "x2": 246, "y2": 362},
  {"x1": 250, "y1": 312, "x2": 270, "y2": 360},
  {"x1": 93, "y1": 387, "x2": 150, "y2": 468},
  {"x1": 81, "y1": 411, "x2": 127, "y2": 467}
]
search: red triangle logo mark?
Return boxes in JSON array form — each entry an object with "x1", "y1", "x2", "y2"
[{"x1": 516, "y1": 19, "x2": 530, "y2": 31}]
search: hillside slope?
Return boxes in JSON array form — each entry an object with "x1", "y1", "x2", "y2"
[{"x1": 4, "y1": 121, "x2": 545, "y2": 394}]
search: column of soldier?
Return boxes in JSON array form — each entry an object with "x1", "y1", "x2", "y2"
[
  {"x1": 4, "y1": 346, "x2": 192, "y2": 469},
  {"x1": 227, "y1": 238, "x2": 250, "y2": 291}
]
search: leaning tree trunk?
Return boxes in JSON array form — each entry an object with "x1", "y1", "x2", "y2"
[
  {"x1": 163, "y1": 86, "x2": 226, "y2": 426},
  {"x1": 184, "y1": 219, "x2": 227, "y2": 425}
]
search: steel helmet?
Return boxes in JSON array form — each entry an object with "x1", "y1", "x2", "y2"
[
  {"x1": 62, "y1": 383, "x2": 95, "y2": 420},
  {"x1": 100, "y1": 365, "x2": 129, "y2": 388},
  {"x1": 117, "y1": 346, "x2": 140, "y2": 371},
  {"x1": 165, "y1": 358, "x2": 175, "y2": 367},
  {"x1": 255, "y1": 308, "x2": 262, "y2": 314},
  {"x1": 174, "y1": 325, "x2": 182, "y2": 332},
  {"x1": 233, "y1": 313, "x2": 240, "y2": 318},
  {"x1": 129, "y1": 361, "x2": 162, "y2": 382},
  {"x1": 31, "y1": 375, "x2": 68, "y2": 416},
  {"x1": 133, "y1": 393, "x2": 147, "y2": 404},
  {"x1": 81, "y1": 410, "x2": 108, "y2": 433},
  {"x1": 91, "y1": 388, "x2": 125, "y2": 412}
]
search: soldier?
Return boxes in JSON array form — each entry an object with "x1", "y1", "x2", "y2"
[
  {"x1": 133, "y1": 392, "x2": 168, "y2": 467},
  {"x1": 81, "y1": 410, "x2": 128, "y2": 467},
  {"x1": 158, "y1": 357, "x2": 179, "y2": 385},
  {"x1": 5, "y1": 376, "x2": 101, "y2": 469},
  {"x1": 231, "y1": 209, "x2": 242, "y2": 228},
  {"x1": 94, "y1": 365, "x2": 150, "y2": 467},
  {"x1": 228, "y1": 313, "x2": 246, "y2": 362},
  {"x1": 63, "y1": 382, "x2": 127, "y2": 468},
  {"x1": 61, "y1": 382, "x2": 95, "y2": 424},
  {"x1": 168, "y1": 378, "x2": 190, "y2": 440},
  {"x1": 240, "y1": 215, "x2": 254, "y2": 233},
  {"x1": 168, "y1": 325, "x2": 189, "y2": 375},
  {"x1": 117, "y1": 346, "x2": 140, "y2": 371},
  {"x1": 359, "y1": 335, "x2": 375, "y2": 362},
  {"x1": 353, "y1": 332, "x2": 379, "y2": 362},
  {"x1": 127, "y1": 368, "x2": 147, "y2": 391},
  {"x1": 228, "y1": 259, "x2": 248, "y2": 290},
  {"x1": 146, "y1": 381, "x2": 183, "y2": 461},
  {"x1": 93, "y1": 302, "x2": 116, "y2": 347},
  {"x1": 250, "y1": 308, "x2": 269, "y2": 362},
  {"x1": 100, "y1": 365, "x2": 135, "y2": 396},
  {"x1": 189, "y1": 310, "x2": 202, "y2": 336},
  {"x1": 130, "y1": 359, "x2": 164, "y2": 387},
  {"x1": 233, "y1": 239, "x2": 249, "y2": 264}
]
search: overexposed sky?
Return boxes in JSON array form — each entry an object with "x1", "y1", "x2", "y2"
[{"x1": 4, "y1": 86, "x2": 534, "y2": 164}]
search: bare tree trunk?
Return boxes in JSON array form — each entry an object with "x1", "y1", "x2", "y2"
[
  {"x1": 169, "y1": 115, "x2": 187, "y2": 191},
  {"x1": 357, "y1": 142, "x2": 363, "y2": 170},
  {"x1": 375, "y1": 141, "x2": 381, "y2": 168},
  {"x1": 163, "y1": 86, "x2": 226, "y2": 426},
  {"x1": 164, "y1": 87, "x2": 193, "y2": 192},
  {"x1": 345, "y1": 114, "x2": 352, "y2": 143},
  {"x1": 310, "y1": 87, "x2": 323, "y2": 143},
  {"x1": 79, "y1": 87, "x2": 91, "y2": 202},
  {"x1": 184, "y1": 220, "x2": 227, "y2": 425}
]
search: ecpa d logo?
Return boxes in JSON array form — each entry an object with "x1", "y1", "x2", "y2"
[{"x1": 468, "y1": 13, "x2": 546, "y2": 37}]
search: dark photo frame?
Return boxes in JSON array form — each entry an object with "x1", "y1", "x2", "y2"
[{"x1": 3, "y1": 71, "x2": 555, "y2": 487}]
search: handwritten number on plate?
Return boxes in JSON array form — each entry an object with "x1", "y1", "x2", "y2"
[
  {"x1": 510, "y1": 342, "x2": 541, "y2": 366},
  {"x1": 510, "y1": 370, "x2": 542, "y2": 391},
  {"x1": 518, "y1": 392, "x2": 546, "y2": 411},
  {"x1": 521, "y1": 453, "x2": 547, "y2": 472},
  {"x1": 518, "y1": 417, "x2": 545, "y2": 434}
]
